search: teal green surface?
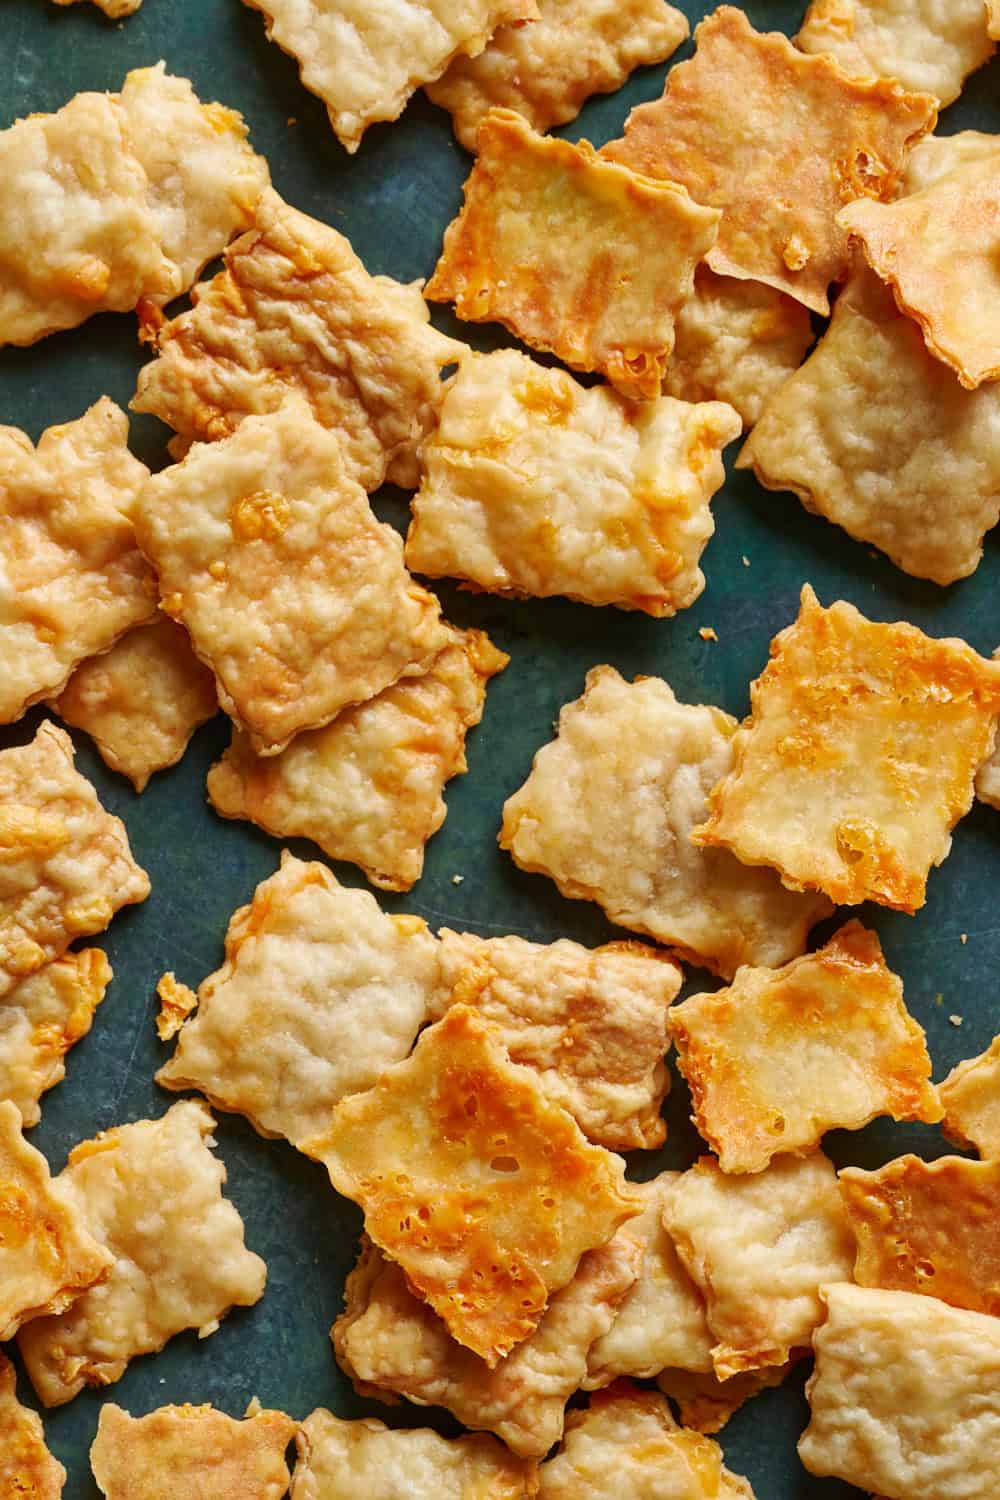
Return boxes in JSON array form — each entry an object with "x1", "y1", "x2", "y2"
[{"x1": 1, "y1": 3, "x2": 999, "y2": 1494}]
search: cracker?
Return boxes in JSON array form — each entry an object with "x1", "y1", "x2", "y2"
[
  {"x1": 305, "y1": 1004, "x2": 638, "y2": 1365},
  {"x1": 207, "y1": 628, "x2": 507, "y2": 890},
  {"x1": 663, "y1": 1152, "x2": 855, "y2": 1379},
  {"x1": 154, "y1": 973, "x2": 198, "y2": 1044},
  {"x1": 157, "y1": 853, "x2": 440, "y2": 1146},
  {"x1": 91, "y1": 1402, "x2": 296, "y2": 1500},
  {"x1": 500, "y1": 666, "x2": 831, "y2": 979},
  {"x1": 978, "y1": 733, "x2": 1000, "y2": 810},
  {"x1": 0, "y1": 1351, "x2": 65, "y2": 1500},
  {"x1": 53, "y1": 0, "x2": 141, "y2": 14},
  {"x1": 52, "y1": 618, "x2": 218, "y2": 792},
  {"x1": 433, "y1": 931, "x2": 679, "y2": 1151},
  {"x1": 0, "y1": 948, "x2": 111, "y2": 1127},
  {"x1": 990, "y1": 0, "x2": 1000, "y2": 38},
  {"x1": 655, "y1": 1366, "x2": 793, "y2": 1437},
  {"x1": 799, "y1": 1283, "x2": 1000, "y2": 1498},
  {"x1": 940, "y1": 1033, "x2": 1000, "y2": 1157},
  {"x1": 406, "y1": 349, "x2": 739, "y2": 615},
  {"x1": 18, "y1": 1100, "x2": 266, "y2": 1406},
  {"x1": 134, "y1": 402, "x2": 448, "y2": 756},
  {"x1": 694, "y1": 584, "x2": 1000, "y2": 912},
  {"x1": 601, "y1": 6, "x2": 936, "y2": 316},
  {"x1": 426, "y1": 0, "x2": 688, "y2": 150},
  {"x1": 424, "y1": 109, "x2": 720, "y2": 401},
  {"x1": 0, "y1": 398, "x2": 158, "y2": 724},
  {"x1": 903, "y1": 128, "x2": 1000, "y2": 193},
  {"x1": 0, "y1": 722, "x2": 150, "y2": 999}
]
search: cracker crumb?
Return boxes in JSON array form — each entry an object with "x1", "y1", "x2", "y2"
[
  {"x1": 452, "y1": 874, "x2": 464, "y2": 885},
  {"x1": 287, "y1": 117, "x2": 297, "y2": 126},
  {"x1": 949, "y1": 1014, "x2": 964, "y2": 1027},
  {"x1": 699, "y1": 626, "x2": 718, "y2": 642},
  {"x1": 961, "y1": 932, "x2": 968, "y2": 944},
  {"x1": 741, "y1": 555, "x2": 750, "y2": 567}
]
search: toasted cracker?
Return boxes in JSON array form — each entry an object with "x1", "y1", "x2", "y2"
[
  {"x1": 157, "y1": 853, "x2": 439, "y2": 1146},
  {"x1": 601, "y1": 6, "x2": 936, "y2": 316},
  {"x1": 903, "y1": 128, "x2": 1000, "y2": 193},
  {"x1": 979, "y1": 718, "x2": 1000, "y2": 811},
  {"x1": 0, "y1": 722, "x2": 150, "y2": 999},
  {"x1": 500, "y1": 666, "x2": 831, "y2": 979},
  {"x1": 18, "y1": 1100, "x2": 266, "y2": 1406},
  {"x1": 425, "y1": 109, "x2": 719, "y2": 401},
  {"x1": 0, "y1": 948, "x2": 111, "y2": 1127},
  {"x1": 91, "y1": 1402, "x2": 296, "y2": 1500},
  {"x1": 406, "y1": 349, "x2": 739, "y2": 615},
  {"x1": 655, "y1": 1365, "x2": 793, "y2": 1437},
  {"x1": 940, "y1": 1033, "x2": 1000, "y2": 1157},
  {"x1": 0, "y1": 1352, "x2": 65, "y2": 1500},
  {"x1": 207, "y1": 628, "x2": 506, "y2": 890},
  {"x1": 990, "y1": 0, "x2": 1000, "y2": 38},
  {"x1": 695, "y1": 585, "x2": 1000, "y2": 912}
]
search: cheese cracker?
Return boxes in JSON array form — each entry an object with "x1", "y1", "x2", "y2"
[
  {"x1": 0, "y1": 949, "x2": 111, "y2": 1127},
  {"x1": 940, "y1": 1033, "x2": 1000, "y2": 1157},
  {"x1": 0, "y1": 1352, "x2": 65, "y2": 1500},
  {"x1": 91, "y1": 1401, "x2": 296, "y2": 1500}
]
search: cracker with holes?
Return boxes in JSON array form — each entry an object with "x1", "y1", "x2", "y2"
[
  {"x1": 0, "y1": 949, "x2": 111, "y2": 1127},
  {"x1": 91, "y1": 1402, "x2": 296, "y2": 1500},
  {"x1": 940, "y1": 1034, "x2": 1000, "y2": 1157},
  {"x1": 0, "y1": 1352, "x2": 65, "y2": 1500}
]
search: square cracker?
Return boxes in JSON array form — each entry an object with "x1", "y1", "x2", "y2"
[
  {"x1": 207, "y1": 627, "x2": 507, "y2": 891},
  {"x1": 91, "y1": 1402, "x2": 296, "y2": 1500},
  {"x1": 669, "y1": 921, "x2": 942, "y2": 1174},
  {"x1": 940, "y1": 1034, "x2": 1000, "y2": 1158},
  {"x1": 737, "y1": 265, "x2": 1000, "y2": 585},
  {"x1": 1, "y1": 398, "x2": 158, "y2": 724},
  {"x1": 0, "y1": 722, "x2": 150, "y2": 999},
  {"x1": 663, "y1": 1152, "x2": 855, "y2": 1379},
  {"x1": 426, "y1": 0, "x2": 688, "y2": 151},
  {"x1": 799, "y1": 1283, "x2": 1000, "y2": 1498},
  {"x1": 0, "y1": 948, "x2": 111, "y2": 1128},
  {"x1": 133, "y1": 189, "x2": 462, "y2": 494},
  {"x1": 500, "y1": 666, "x2": 831, "y2": 980},
  {"x1": 18, "y1": 1100, "x2": 266, "y2": 1407},
  {"x1": 334, "y1": 1227, "x2": 642, "y2": 1458},
  {"x1": 601, "y1": 6, "x2": 936, "y2": 316},
  {"x1": 432, "y1": 931, "x2": 681, "y2": 1150},
  {"x1": 135, "y1": 402, "x2": 448, "y2": 756},
  {"x1": 156, "y1": 853, "x2": 440, "y2": 1147},
  {"x1": 694, "y1": 584, "x2": 1000, "y2": 912},
  {"x1": 304, "y1": 1004, "x2": 639, "y2": 1365},
  {"x1": 424, "y1": 109, "x2": 720, "y2": 402},
  {"x1": 0, "y1": 1352, "x2": 65, "y2": 1500},
  {"x1": 405, "y1": 349, "x2": 740, "y2": 616}
]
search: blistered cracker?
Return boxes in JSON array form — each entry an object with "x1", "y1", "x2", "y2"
[
  {"x1": 53, "y1": 0, "x2": 141, "y2": 14},
  {"x1": 670, "y1": 922, "x2": 942, "y2": 1174},
  {"x1": 940, "y1": 1033, "x2": 1000, "y2": 1157},
  {"x1": 695, "y1": 585, "x2": 1000, "y2": 912},
  {"x1": 601, "y1": 7, "x2": 936, "y2": 316},
  {"x1": 157, "y1": 853, "x2": 440, "y2": 1146},
  {"x1": 426, "y1": 0, "x2": 688, "y2": 150},
  {"x1": 424, "y1": 109, "x2": 720, "y2": 402},
  {"x1": 664, "y1": 1153, "x2": 855, "y2": 1380},
  {"x1": 0, "y1": 948, "x2": 111, "y2": 1127},
  {"x1": 0, "y1": 398, "x2": 158, "y2": 724},
  {"x1": 903, "y1": 128, "x2": 1000, "y2": 194},
  {"x1": 134, "y1": 402, "x2": 448, "y2": 756},
  {"x1": 432, "y1": 932, "x2": 681, "y2": 1151},
  {"x1": 334, "y1": 1228, "x2": 642, "y2": 1457},
  {"x1": 0, "y1": 722, "x2": 150, "y2": 1000},
  {"x1": 0, "y1": 1351, "x2": 65, "y2": 1500},
  {"x1": 406, "y1": 349, "x2": 740, "y2": 615},
  {"x1": 500, "y1": 666, "x2": 831, "y2": 980},
  {"x1": 799, "y1": 1283, "x2": 1000, "y2": 1498},
  {"x1": 18, "y1": 1100, "x2": 266, "y2": 1407},
  {"x1": 91, "y1": 1401, "x2": 297, "y2": 1500},
  {"x1": 207, "y1": 628, "x2": 507, "y2": 890},
  {"x1": 290, "y1": 1408, "x2": 539, "y2": 1499}
]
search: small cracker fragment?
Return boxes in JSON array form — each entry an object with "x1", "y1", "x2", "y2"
[
  {"x1": 694, "y1": 585, "x2": 1000, "y2": 912},
  {"x1": 156, "y1": 853, "x2": 440, "y2": 1146},
  {"x1": 304, "y1": 1004, "x2": 639, "y2": 1365},
  {"x1": 91, "y1": 1402, "x2": 296, "y2": 1500},
  {"x1": 500, "y1": 666, "x2": 831, "y2": 979},
  {"x1": 207, "y1": 627, "x2": 507, "y2": 891},
  {"x1": 405, "y1": 349, "x2": 740, "y2": 615},
  {"x1": 940, "y1": 1033, "x2": 1000, "y2": 1157},
  {"x1": 669, "y1": 921, "x2": 942, "y2": 1174},
  {"x1": 601, "y1": 6, "x2": 936, "y2": 316},
  {"x1": 0, "y1": 1351, "x2": 65, "y2": 1500},
  {"x1": 425, "y1": 109, "x2": 720, "y2": 401},
  {"x1": 154, "y1": 972, "x2": 197, "y2": 1044},
  {"x1": 0, "y1": 722, "x2": 150, "y2": 999},
  {"x1": 0, "y1": 949, "x2": 111, "y2": 1127},
  {"x1": 655, "y1": 1366, "x2": 793, "y2": 1438},
  {"x1": 18, "y1": 1100, "x2": 267, "y2": 1407},
  {"x1": 426, "y1": 0, "x2": 688, "y2": 151}
]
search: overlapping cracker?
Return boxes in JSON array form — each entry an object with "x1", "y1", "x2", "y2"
[
  {"x1": 135, "y1": 402, "x2": 448, "y2": 756},
  {"x1": 305, "y1": 1004, "x2": 638, "y2": 1364},
  {"x1": 940, "y1": 1034, "x2": 1000, "y2": 1157},
  {"x1": 0, "y1": 948, "x2": 111, "y2": 1127},
  {"x1": 655, "y1": 1366, "x2": 793, "y2": 1438},
  {"x1": 0, "y1": 722, "x2": 150, "y2": 999},
  {"x1": 18, "y1": 1100, "x2": 266, "y2": 1406},
  {"x1": 601, "y1": 6, "x2": 936, "y2": 315},
  {"x1": 433, "y1": 933, "x2": 680, "y2": 1150},
  {"x1": 157, "y1": 853, "x2": 440, "y2": 1146},
  {"x1": 425, "y1": 109, "x2": 719, "y2": 401},
  {"x1": 207, "y1": 628, "x2": 507, "y2": 890},
  {"x1": 799, "y1": 1283, "x2": 1000, "y2": 1497},
  {"x1": 500, "y1": 666, "x2": 831, "y2": 979},
  {"x1": 0, "y1": 1352, "x2": 65, "y2": 1500},
  {"x1": 133, "y1": 190, "x2": 461, "y2": 492},
  {"x1": 663, "y1": 1153, "x2": 855, "y2": 1379},
  {"x1": 695, "y1": 585, "x2": 1000, "y2": 911},
  {"x1": 91, "y1": 1402, "x2": 296, "y2": 1500},
  {"x1": 426, "y1": 0, "x2": 688, "y2": 150},
  {"x1": 903, "y1": 128, "x2": 1000, "y2": 193},
  {"x1": 0, "y1": 398, "x2": 158, "y2": 724},
  {"x1": 406, "y1": 350, "x2": 739, "y2": 615}
]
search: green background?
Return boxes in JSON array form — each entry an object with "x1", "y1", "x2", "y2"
[{"x1": 2, "y1": 3, "x2": 998, "y2": 1494}]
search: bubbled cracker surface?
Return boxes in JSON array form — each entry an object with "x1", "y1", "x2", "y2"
[
  {"x1": 90, "y1": 1401, "x2": 296, "y2": 1500},
  {"x1": 0, "y1": 948, "x2": 111, "y2": 1127}
]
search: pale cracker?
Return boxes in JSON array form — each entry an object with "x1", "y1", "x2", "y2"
[
  {"x1": 940, "y1": 1033, "x2": 1000, "y2": 1157},
  {"x1": 0, "y1": 1351, "x2": 65, "y2": 1500},
  {"x1": 903, "y1": 128, "x2": 1000, "y2": 193},
  {"x1": 0, "y1": 948, "x2": 111, "y2": 1127},
  {"x1": 655, "y1": 1366, "x2": 794, "y2": 1437},
  {"x1": 91, "y1": 1402, "x2": 296, "y2": 1500}
]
